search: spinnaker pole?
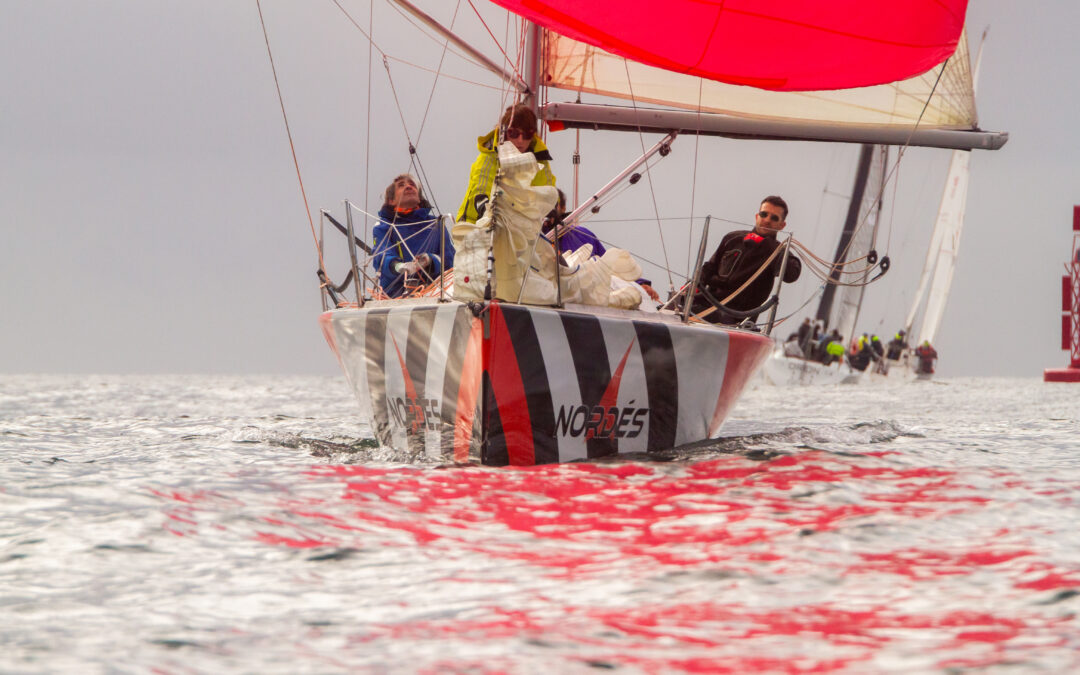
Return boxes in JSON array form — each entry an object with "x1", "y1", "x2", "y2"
[{"x1": 388, "y1": 0, "x2": 528, "y2": 95}]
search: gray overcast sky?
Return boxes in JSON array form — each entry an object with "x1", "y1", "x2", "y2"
[{"x1": 2, "y1": 0, "x2": 1078, "y2": 378}]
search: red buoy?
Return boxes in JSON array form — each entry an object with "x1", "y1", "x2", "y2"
[{"x1": 1044, "y1": 206, "x2": 1080, "y2": 382}]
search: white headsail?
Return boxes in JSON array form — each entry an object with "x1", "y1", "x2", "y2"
[{"x1": 905, "y1": 31, "x2": 988, "y2": 345}]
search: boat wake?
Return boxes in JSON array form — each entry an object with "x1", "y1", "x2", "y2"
[{"x1": 247, "y1": 418, "x2": 918, "y2": 466}]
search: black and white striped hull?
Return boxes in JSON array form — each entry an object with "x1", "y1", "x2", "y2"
[{"x1": 321, "y1": 299, "x2": 772, "y2": 465}]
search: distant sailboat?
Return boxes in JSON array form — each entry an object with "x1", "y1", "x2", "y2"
[{"x1": 898, "y1": 30, "x2": 990, "y2": 380}]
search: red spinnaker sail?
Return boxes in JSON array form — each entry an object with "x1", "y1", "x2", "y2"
[{"x1": 492, "y1": 0, "x2": 968, "y2": 91}]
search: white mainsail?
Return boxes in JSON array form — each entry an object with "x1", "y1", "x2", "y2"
[{"x1": 543, "y1": 29, "x2": 976, "y2": 131}]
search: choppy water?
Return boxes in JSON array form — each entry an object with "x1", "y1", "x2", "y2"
[{"x1": 2, "y1": 375, "x2": 1078, "y2": 673}]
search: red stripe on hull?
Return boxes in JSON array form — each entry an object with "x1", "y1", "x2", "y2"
[
  {"x1": 318, "y1": 312, "x2": 342, "y2": 367},
  {"x1": 486, "y1": 303, "x2": 536, "y2": 466},
  {"x1": 709, "y1": 331, "x2": 772, "y2": 436}
]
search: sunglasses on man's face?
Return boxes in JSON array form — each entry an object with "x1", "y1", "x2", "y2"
[
  {"x1": 503, "y1": 127, "x2": 530, "y2": 140},
  {"x1": 757, "y1": 210, "x2": 782, "y2": 223}
]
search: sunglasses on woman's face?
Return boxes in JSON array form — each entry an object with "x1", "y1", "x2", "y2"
[
  {"x1": 757, "y1": 210, "x2": 781, "y2": 222},
  {"x1": 503, "y1": 127, "x2": 529, "y2": 140}
]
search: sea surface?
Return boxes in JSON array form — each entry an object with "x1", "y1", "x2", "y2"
[{"x1": 1, "y1": 375, "x2": 1078, "y2": 674}]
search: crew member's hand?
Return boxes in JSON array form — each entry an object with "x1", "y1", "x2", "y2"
[
  {"x1": 474, "y1": 194, "x2": 489, "y2": 219},
  {"x1": 415, "y1": 253, "x2": 432, "y2": 269},
  {"x1": 395, "y1": 260, "x2": 421, "y2": 275},
  {"x1": 640, "y1": 283, "x2": 660, "y2": 301}
]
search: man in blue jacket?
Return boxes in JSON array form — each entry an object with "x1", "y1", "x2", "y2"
[{"x1": 372, "y1": 174, "x2": 454, "y2": 298}]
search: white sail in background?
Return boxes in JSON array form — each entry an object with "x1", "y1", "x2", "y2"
[
  {"x1": 904, "y1": 31, "x2": 986, "y2": 346},
  {"x1": 905, "y1": 149, "x2": 971, "y2": 345},
  {"x1": 543, "y1": 29, "x2": 976, "y2": 131}
]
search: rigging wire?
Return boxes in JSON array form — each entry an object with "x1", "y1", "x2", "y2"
[
  {"x1": 585, "y1": 215, "x2": 743, "y2": 226},
  {"x1": 364, "y1": 0, "x2": 375, "y2": 290},
  {"x1": 329, "y1": 0, "x2": 384, "y2": 55},
  {"x1": 380, "y1": 59, "x2": 505, "y2": 90},
  {"x1": 884, "y1": 152, "x2": 903, "y2": 253},
  {"x1": 378, "y1": 0, "x2": 514, "y2": 84},
  {"x1": 828, "y1": 58, "x2": 952, "y2": 271},
  {"x1": 686, "y1": 78, "x2": 705, "y2": 277},
  {"x1": 330, "y1": 0, "x2": 509, "y2": 91},
  {"x1": 465, "y1": 0, "x2": 528, "y2": 93},
  {"x1": 254, "y1": 0, "x2": 325, "y2": 273},
  {"x1": 622, "y1": 59, "x2": 676, "y2": 294},
  {"x1": 781, "y1": 56, "x2": 954, "y2": 332},
  {"x1": 416, "y1": 0, "x2": 466, "y2": 147},
  {"x1": 329, "y1": 0, "x2": 444, "y2": 217}
]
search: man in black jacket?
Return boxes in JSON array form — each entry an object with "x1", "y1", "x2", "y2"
[{"x1": 691, "y1": 195, "x2": 802, "y2": 325}]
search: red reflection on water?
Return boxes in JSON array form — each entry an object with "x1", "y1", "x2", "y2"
[
  {"x1": 347, "y1": 599, "x2": 1071, "y2": 673},
  {"x1": 150, "y1": 450, "x2": 1080, "y2": 671},
  {"x1": 290, "y1": 452, "x2": 1001, "y2": 571}
]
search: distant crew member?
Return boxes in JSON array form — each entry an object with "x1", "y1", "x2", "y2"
[
  {"x1": 848, "y1": 334, "x2": 872, "y2": 371},
  {"x1": 886, "y1": 330, "x2": 909, "y2": 361},
  {"x1": 869, "y1": 334, "x2": 889, "y2": 374},
  {"x1": 915, "y1": 340, "x2": 939, "y2": 375},
  {"x1": 783, "y1": 334, "x2": 804, "y2": 357},
  {"x1": 821, "y1": 329, "x2": 844, "y2": 365},
  {"x1": 796, "y1": 318, "x2": 813, "y2": 355}
]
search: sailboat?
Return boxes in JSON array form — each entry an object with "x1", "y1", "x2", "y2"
[
  {"x1": 764, "y1": 29, "x2": 989, "y2": 386},
  {"x1": 310, "y1": 1, "x2": 1005, "y2": 464},
  {"x1": 890, "y1": 146, "x2": 972, "y2": 380},
  {"x1": 882, "y1": 31, "x2": 991, "y2": 381}
]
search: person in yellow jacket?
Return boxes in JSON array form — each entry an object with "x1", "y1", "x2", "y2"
[{"x1": 457, "y1": 103, "x2": 556, "y2": 223}]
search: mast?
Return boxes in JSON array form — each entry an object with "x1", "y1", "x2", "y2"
[
  {"x1": 844, "y1": 148, "x2": 887, "y2": 339},
  {"x1": 815, "y1": 144, "x2": 875, "y2": 330},
  {"x1": 523, "y1": 21, "x2": 542, "y2": 113}
]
